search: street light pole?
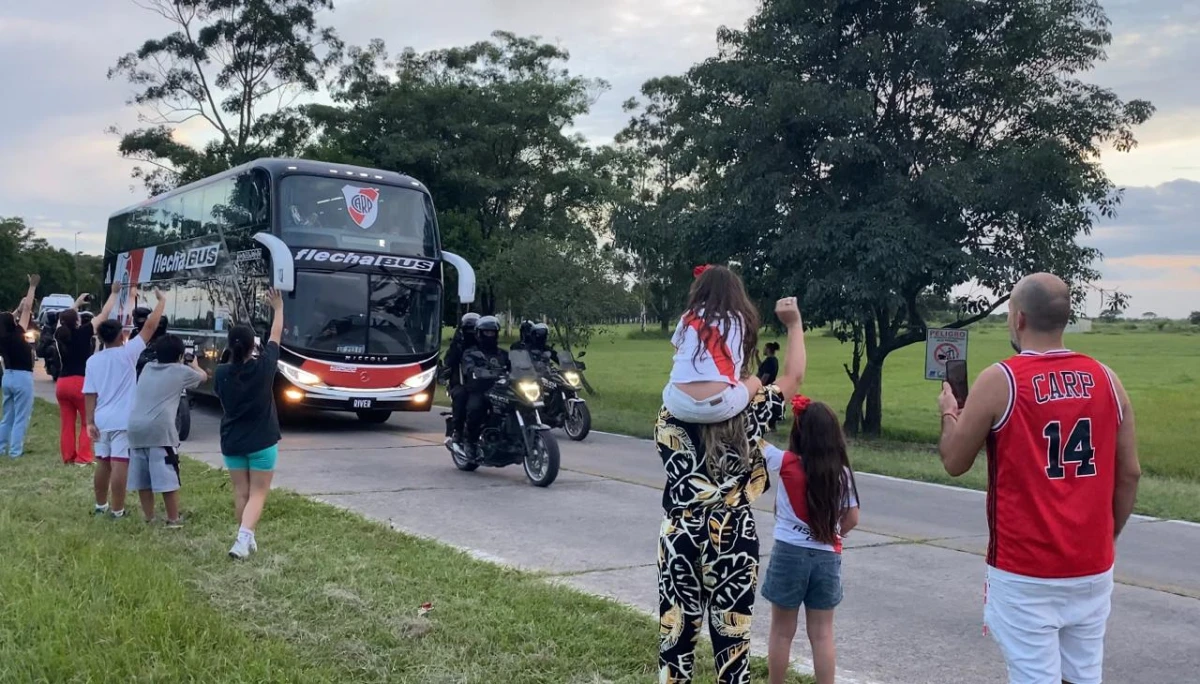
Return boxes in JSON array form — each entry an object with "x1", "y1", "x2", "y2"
[{"x1": 74, "y1": 231, "x2": 81, "y2": 296}]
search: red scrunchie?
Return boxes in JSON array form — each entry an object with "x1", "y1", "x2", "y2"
[
  {"x1": 693, "y1": 264, "x2": 711, "y2": 279},
  {"x1": 791, "y1": 394, "x2": 812, "y2": 415}
]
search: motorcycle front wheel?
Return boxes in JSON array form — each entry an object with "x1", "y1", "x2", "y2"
[
  {"x1": 523, "y1": 431, "x2": 560, "y2": 487},
  {"x1": 450, "y1": 441, "x2": 479, "y2": 472},
  {"x1": 564, "y1": 401, "x2": 591, "y2": 441}
]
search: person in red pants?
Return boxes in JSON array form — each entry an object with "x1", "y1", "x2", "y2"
[{"x1": 55, "y1": 291, "x2": 116, "y2": 464}]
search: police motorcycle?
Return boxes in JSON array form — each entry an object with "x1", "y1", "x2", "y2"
[
  {"x1": 132, "y1": 308, "x2": 193, "y2": 441},
  {"x1": 532, "y1": 349, "x2": 592, "y2": 441},
  {"x1": 444, "y1": 349, "x2": 561, "y2": 487}
]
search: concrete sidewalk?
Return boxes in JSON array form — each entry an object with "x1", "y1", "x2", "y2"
[{"x1": 33, "y1": 376, "x2": 1200, "y2": 683}]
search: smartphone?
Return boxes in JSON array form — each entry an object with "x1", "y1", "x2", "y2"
[{"x1": 945, "y1": 360, "x2": 969, "y2": 409}]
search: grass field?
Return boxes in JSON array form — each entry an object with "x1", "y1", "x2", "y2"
[
  {"x1": 572, "y1": 324, "x2": 1199, "y2": 482},
  {"x1": 0, "y1": 400, "x2": 811, "y2": 684}
]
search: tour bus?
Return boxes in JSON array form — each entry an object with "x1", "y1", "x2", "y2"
[{"x1": 103, "y1": 158, "x2": 475, "y2": 423}]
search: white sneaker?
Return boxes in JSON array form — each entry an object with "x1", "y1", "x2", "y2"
[
  {"x1": 249, "y1": 536, "x2": 258, "y2": 553},
  {"x1": 229, "y1": 536, "x2": 252, "y2": 560}
]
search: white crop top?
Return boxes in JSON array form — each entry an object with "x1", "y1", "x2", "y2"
[{"x1": 668, "y1": 311, "x2": 745, "y2": 386}]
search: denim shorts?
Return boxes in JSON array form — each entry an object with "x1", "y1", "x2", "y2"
[
  {"x1": 661, "y1": 382, "x2": 750, "y2": 424},
  {"x1": 761, "y1": 540, "x2": 844, "y2": 610}
]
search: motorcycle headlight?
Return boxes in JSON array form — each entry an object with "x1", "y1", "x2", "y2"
[
  {"x1": 402, "y1": 367, "x2": 437, "y2": 389},
  {"x1": 516, "y1": 380, "x2": 542, "y2": 403},
  {"x1": 562, "y1": 370, "x2": 582, "y2": 389},
  {"x1": 278, "y1": 361, "x2": 323, "y2": 387}
]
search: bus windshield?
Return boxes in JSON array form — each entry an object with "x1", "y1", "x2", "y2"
[
  {"x1": 285, "y1": 272, "x2": 442, "y2": 358},
  {"x1": 279, "y1": 175, "x2": 437, "y2": 258}
]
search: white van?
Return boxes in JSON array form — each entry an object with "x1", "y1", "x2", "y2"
[{"x1": 38, "y1": 294, "x2": 75, "y2": 314}]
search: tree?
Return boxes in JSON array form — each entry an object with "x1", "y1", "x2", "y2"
[
  {"x1": 609, "y1": 78, "x2": 707, "y2": 332},
  {"x1": 108, "y1": 0, "x2": 343, "y2": 194},
  {"x1": 627, "y1": 0, "x2": 1153, "y2": 435},
  {"x1": 306, "y1": 33, "x2": 612, "y2": 315},
  {"x1": 0, "y1": 218, "x2": 103, "y2": 307},
  {"x1": 1142, "y1": 311, "x2": 1158, "y2": 320},
  {"x1": 1190, "y1": 311, "x2": 1200, "y2": 326},
  {"x1": 482, "y1": 234, "x2": 632, "y2": 352}
]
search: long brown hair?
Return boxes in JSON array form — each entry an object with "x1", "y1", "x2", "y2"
[
  {"x1": 55, "y1": 309, "x2": 79, "y2": 348},
  {"x1": 681, "y1": 265, "x2": 760, "y2": 377},
  {"x1": 788, "y1": 401, "x2": 858, "y2": 546}
]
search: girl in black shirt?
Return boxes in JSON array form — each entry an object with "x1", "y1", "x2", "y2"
[
  {"x1": 54, "y1": 294, "x2": 104, "y2": 464},
  {"x1": 1, "y1": 275, "x2": 40, "y2": 458}
]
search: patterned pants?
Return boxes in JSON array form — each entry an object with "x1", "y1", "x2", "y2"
[{"x1": 658, "y1": 505, "x2": 759, "y2": 684}]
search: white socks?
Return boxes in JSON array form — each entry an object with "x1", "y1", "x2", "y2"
[{"x1": 238, "y1": 526, "x2": 255, "y2": 541}]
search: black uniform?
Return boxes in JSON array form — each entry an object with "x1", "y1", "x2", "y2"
[
  {"x1": 444, "y1": 327, "x2": 477, "y2": 440},
  {"x1": 462, "y1": 345, "x2": 508, "y2": 445}
]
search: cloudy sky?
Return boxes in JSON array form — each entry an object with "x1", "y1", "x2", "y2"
[{"x1": 2, "y1": 0, "x2": 1198, "y2": 317}]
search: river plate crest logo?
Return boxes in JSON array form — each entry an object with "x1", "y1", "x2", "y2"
[{"x1": 342, "y1": 185, "x2": 380, "y2": 229}]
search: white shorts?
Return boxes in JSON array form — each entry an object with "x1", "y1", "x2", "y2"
[
  {"x1": 985, "y1": 565, "x2": 1113, "y2": 684},
  {"x1": 94, "y1": 430, "x2": 130, "y2": 462},
  {"x1": 662, "y1": 382, "x2": 750, "y2": 424}
]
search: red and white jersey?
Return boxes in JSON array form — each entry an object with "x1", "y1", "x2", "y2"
[
  {"x1": 668, "y1": 310, "x2": 745, "y2": 386},
  {"x1": 987, "y1": 350, "x2": 1122, "y2": 579}
]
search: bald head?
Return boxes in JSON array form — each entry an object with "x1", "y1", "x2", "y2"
[{"x1": 1012, "y1": 273, "x2": 1072, "y2": 334}]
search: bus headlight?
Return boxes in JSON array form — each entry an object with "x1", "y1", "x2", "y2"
[
  {"x1": 278, "y1": 361, "x2": 322, "y2": 387},
  {"x1": 561, "y1": 370, "x2": 582, "y2": 389},
  {"x1": 516, "y1": 380, "x2": 541, "y2": 403},
  {"x1": 402, "y1": 368, "x2": 436, "y2": 389}
]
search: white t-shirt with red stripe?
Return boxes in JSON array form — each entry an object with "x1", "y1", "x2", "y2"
[
  {"x1": 668, "y1": 311, "x2": 744, "y2": 386},
  {"x1": 764, "y1": 445, "x2": 858, "y2": 554}
]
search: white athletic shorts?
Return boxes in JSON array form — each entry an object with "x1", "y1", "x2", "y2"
[
  {"x1": 985, "y1": 565, "x2": 1114, "y2": 684},
  {"x1": 94, "y1": 430, "x2": 130, "y2": 462},
  {"x1": 662, "y1": 382, "x2": 750, "y2": 424}
]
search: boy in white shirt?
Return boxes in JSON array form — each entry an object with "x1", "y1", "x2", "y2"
[{"x1": 84, "y1": 286, "x2": 165, "y2": 518}]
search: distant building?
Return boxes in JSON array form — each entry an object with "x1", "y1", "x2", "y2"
[{"x1": 1065, "y1": 318, "x2": 1094, "y2": 334}]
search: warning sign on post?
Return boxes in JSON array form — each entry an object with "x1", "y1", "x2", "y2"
[{"x1": 925, "y1": 328, "x2": 968, "y2": 381}]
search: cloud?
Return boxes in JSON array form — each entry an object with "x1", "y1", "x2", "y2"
[{"x1": 1087, "y1": 180, "x2": 1200, "y2": 258}]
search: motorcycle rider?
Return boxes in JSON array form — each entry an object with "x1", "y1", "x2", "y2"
[
  {"x1": 510, "y1": 320, "x2": 535, "y2": 351},
  {"x1": 528, "y1": 322, "x2": 559, "y2": 365},
  {"x1": 443, "y1": 312, "x2": 480, "y2": 447},
  {"x1": 462, "y1": 316, "x2": 508, "y2": 459}
]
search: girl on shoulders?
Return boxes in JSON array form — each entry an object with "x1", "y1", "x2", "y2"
[
  {"x1": 761, "y1": 396, "x2": 860, "y2": 684},
  {"x1": 663, "y1": 265, "x2": 762, "y2": 425}
]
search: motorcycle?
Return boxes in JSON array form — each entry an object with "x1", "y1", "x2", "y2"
[
  {"x1": 35, "y1": 310, "x2": 61, "y2": 381},
  {"x1": 533, "y1": 349, "x2": 592, "y2": 441},
  {"x1": 135, "y1": 341, "x2": 193, "y2": 442},
  {"x1": 442, "y1": 349, "x2": 560, "y2": 487}
]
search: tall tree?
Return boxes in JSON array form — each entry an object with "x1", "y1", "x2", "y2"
[
  {"x1": 609, "y1": 78, "x2": 706, "y2": 332},
  {"x1": 629, "y1": 0, "x2": 1152, "y2": 435},
  {"x1": 306, "y1": 32, "x2": 612, "y2": 313},
  {"x1": 0, "y1": 218, "x2": 99, "y2": 307},
  {"x1": 108, "y1": 0, "x2": 343, "y2": 194}
]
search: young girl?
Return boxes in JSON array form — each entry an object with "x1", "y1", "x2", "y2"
[
  {"x1": 762, "y1": 396, "x2": 860, "y2": 684},
  {"x1": 663, "y1": 265, "x2": 763, "y2": 424},
  {"x1": 0, "y1": 275, "x2": 40, "y2": 459}
]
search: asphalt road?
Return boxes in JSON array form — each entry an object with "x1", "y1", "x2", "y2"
[{"x1": 33, "y1": 376, "x2": 1200, "y2": 683}]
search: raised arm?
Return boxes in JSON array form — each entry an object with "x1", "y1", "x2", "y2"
[
  {"x1": 94, "y1": 279, "x2": 125, "y2": 325},
  {"x1": 16, "y1": 274, "x2": 39, "y2": 329},
  {"x1": 1110, "y1": 371, "x2": 1141, "y2": 540},
  {"x1": 937, "y1": 365, "x2": 1008, "y2": 476},
  {"x1": 71, "y1": 292, "x2": 93, "y2": 311},
  {"x1": 137, "y1": 288, "x2": 167, "y2": 344},
  {"x1": 267, "y1": 288, "x2": 284, "y2": 345},
  {"x1": 771, "y1": 297, "x2": 806, "y2": 398}
]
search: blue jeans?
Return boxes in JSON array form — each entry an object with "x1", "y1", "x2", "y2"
[{"x1": 0, "y1": 370, "x2": 35, "y2": 457}]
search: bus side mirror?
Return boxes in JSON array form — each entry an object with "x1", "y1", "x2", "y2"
[
  {"x1": 253, "y1": 232, "x2": 295, "y2": 292},
  {"x1": 442, "y1": 252, "x2": 475, "y2": 304}
]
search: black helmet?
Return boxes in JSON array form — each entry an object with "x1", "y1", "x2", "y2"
[
  {"x1": 519, "y1": 320, "x2": 533, "y2": 339},
  {"x1": 476, "y1": 316, "x2": 500, "y2": 333},
  {"x1": 531, "y1": 322, "x2": 549, "y2": 345},
  {"x1": 476, "y1": 315, "x2": 500, "y2": 350},
  {"x1": 460, "y1": 312, "x2": 480, "y2": 333},
  {"x1": 132, "y1": 306, "x2": 152, "y2": 325},
  {"x1": 79, "y1": 311, "x2": 94, "y2": 325}
]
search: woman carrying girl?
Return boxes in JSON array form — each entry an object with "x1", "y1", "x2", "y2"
[
  {"x1": 761, "y1": 398, "x2": 859, "y2": 684},
  {"x1": 655, "y1": 264, "x2": 807, "y2": 684},
  {"x1": 54, "y1": 289, "x2": 119, "y2": 465},
  {"x1": 0, "y1": 275, "x2": 40, "y2": 459},
  {"x1": 215, "y1": 289, "x2": 284, "y2": 559}
]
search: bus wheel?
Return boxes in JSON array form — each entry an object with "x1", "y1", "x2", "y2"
[{"x1": 356, "y1": 410, "x2": 392, "y2": 425}]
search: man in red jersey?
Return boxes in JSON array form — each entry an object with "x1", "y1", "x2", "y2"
[{"x1": 937, "y1": 273, "x2": 1141, "y2": 684}]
